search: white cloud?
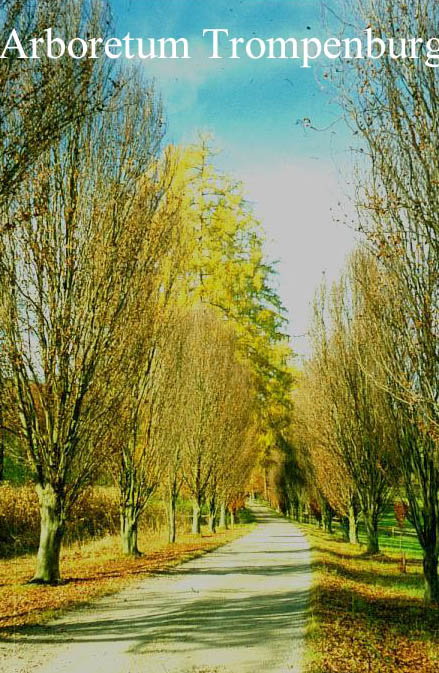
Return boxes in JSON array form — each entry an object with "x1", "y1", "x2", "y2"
[{"x1": 239, "y1": 158, "x2": 358, "y2": 358}]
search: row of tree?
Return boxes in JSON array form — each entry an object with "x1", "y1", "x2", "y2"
[
  {"x1": 286, "y1": 0, "x2": 439, "y2": 605},
  {"x1": 0, "y1": 0, "x2": 294, "y2": 583}
]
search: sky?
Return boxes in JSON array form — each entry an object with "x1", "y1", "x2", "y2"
[{"x1": 111, "y1": 0, "x2": 359, "y2": 359}]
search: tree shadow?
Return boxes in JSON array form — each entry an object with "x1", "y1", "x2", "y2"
[
  {"x1": 315, "y1": 557, "x2": 425, "y2": 592},
  {"x1": 1, "y1": 586, "x2": 310, "y2": 654},
  {"x1": 1, "y1": 508, "x2": 312, "y2": 665}
]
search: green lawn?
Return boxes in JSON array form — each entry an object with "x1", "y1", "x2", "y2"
[{"x1": 356, "y1": 507, "x2": 423, "y2": 559}]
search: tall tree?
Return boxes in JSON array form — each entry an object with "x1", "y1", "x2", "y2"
[
  {"x1": 109, "y1": 163, "x2": 185, "y2": 555},
  {"x1": 0, "y1": 0, "x2": 114, "y2": 203},
  {"x1": 336, "y1": 0, "x2": 439, "y2": 602},
  {"x1": 307, "y1": 267, "x2": 395, "y2": 553},
  {"x1": 0, "y1": 78, "x2": 165, "y2": 582},
  {"x1": 295, "y1": 368, "x2": 360, "y2": 544}
]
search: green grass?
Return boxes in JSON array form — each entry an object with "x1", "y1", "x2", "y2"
[{"x1": 325, "y1": 506, "x2": 424, "y2": 559}]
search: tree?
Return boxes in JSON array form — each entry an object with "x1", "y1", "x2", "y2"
[
  {"x1": 336, "y1": 0, "x2": 439, "y2": 602},
  {"x1": 307, "y1": 265, "x2": 395, "y2": 553},
  {"x1": 178, "y1": 308, "x2": 252, "y2": 534},
  {"x1": 352, "y1": 249, "x2": 439, "y2": 602},
  {"x1": 0, "y1": 0, "x2": 114, "y2": 204},
  {"x1": 0, "y1": 0, "x2": 118, "y2": 487},
  {"x1": 108, "y1": 162, "x2": 185, "y2": 555},
  {"x1": 294, "y1": 367, "x2": 360, "y2": 543},
  {"x1": 0, "y1": 77, "x2": 165, "y2": 582}
]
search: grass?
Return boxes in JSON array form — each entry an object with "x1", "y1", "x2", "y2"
[
  {"x1": 356, "y1": 509, "x2": 423, "y2": 559},
  {"x1": 0, "y1": 517, "x2": 255, "y2": 638},
  {"x1": 302, "y1": 521, "x2": 439, "y2": 673}
]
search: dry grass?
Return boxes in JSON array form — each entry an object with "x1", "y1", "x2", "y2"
[
  {"x1": 0, "y1": 484, "x2": 120, "y2": 554},
  {"x1": 304, "y1": 526, "x2": 439, "y2": 673},
  {"x1": 0, "y1": 524, "x2": 252, "y2": 637}
]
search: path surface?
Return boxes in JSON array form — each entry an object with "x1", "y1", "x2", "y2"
[{"x1": 1, "y1": 506, "x2": 311, "y2": 673}]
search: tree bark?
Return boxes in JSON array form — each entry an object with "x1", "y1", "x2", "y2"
[
  {"x1": 219, "y1": 502, "x2": 228, "y2": 529},
  {"x1": 348, "y1": 503, "x2": 359, "y2": 545},
  {"x1": 230, "y1": 508, "x2": 235, "y2": 528},
  {"x1": 364, "y1": 511, "x2": 380, "y2": 554},
  {"x1": 322, "y1": 502, "x2": 333, "y2": 533},
  {"x1": 120, "y1": 506, "x2": 141, "y2": 556},
  {"x1": 192, "y1": 497, "x2": 201, "y2": 534},
  {"x1": 423, "y1": 548, "x2": 439, "y2": 604},
  {"x1": 0, "y1": 433, "x2": 4, "y2": 482},
  {"x1": 30, "y1": 483, "x2": 65, "y2": 584},
  {"x1": 208, "y1": 495, "x2": 216, "y2": 533},
  {"x1": 167, "y1": 491, "x2": 177, "y2": 544}
]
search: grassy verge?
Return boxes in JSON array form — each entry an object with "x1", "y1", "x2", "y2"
[
  {"x1": 1, "y1": 519, "x2": 255, "y2": 637},
  {"x1": 303, "y1": 525, "x2": 439, "y2": 673}
]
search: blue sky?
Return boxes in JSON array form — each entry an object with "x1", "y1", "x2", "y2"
[{"x1": 111, "y1": 0, "x2": 358, "y2": 357}]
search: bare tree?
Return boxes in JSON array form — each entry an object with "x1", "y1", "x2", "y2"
[
  {"x1": 107, "y1": 176, "x2": 186, "y2": 555},
  {"x1": 353, "y1": 249, "x2": 439, "y2": 602},
  {"x1": 336, "y1": 0, "x2": 439, "y2": 602},
  {"x1": 177, "y1": 308, "x2": 252, "y2": 534},
  {"x1": 0, "y1": 0, "x2": 115, "y2": 204},
  {"x1": 0, "y1": 77, "x2": 165, "y2": 582},
  {"x1": 295, "y1": 368, "x2": 360, "y2": 544},
  {"x1": 308, "y1": 267, "x2": 395, "y2": 553}
]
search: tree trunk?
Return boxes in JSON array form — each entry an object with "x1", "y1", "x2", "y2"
[
  {"x1": 0, "y1": 434, "x2": 4, "y2": 482},
  {"x1": 219, "y1": 502, "x2": 228, "y2": 529},
  {"x1": 348, "y1": 503, "x2": 359, "y2": 545},
  {"x1": 230, "y1": 508, "x2": 235, "y2": 528},
  {"x1": 167, "y1": 491, "x2": 177, "y2": 544},
  {"x1": 208, "y1": 495, "x2": 216, "y2": 533},
  {"x1": 120, "y1": 506, "x2": 141, "y2": 556},
  {"x1": 322, "y1": 502, "x2": 333, "y2": 533},
  {"x1": 30, "y1": 483, "x2": 65, "y2": 584},
  {"x1": 192, "y1": 497, "x2": 201, "y2": 534},
  {"x1": 423, "y1": 548, "x2": 439, "y2": 604},
  {"x1": 0, "y1": 406, "x2": 4, "y2": 482},
  {"x1": 364, "y1": 511, "x2": 380, "y2": 554}
]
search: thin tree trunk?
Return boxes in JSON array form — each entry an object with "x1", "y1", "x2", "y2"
[
  {"x1": 192, "y1": 497, "x2": 201, "y2": 534},
  {"x1": 423, "y1": 548, "x2": 439, "y2": 604},
  {"x1": 0, "y1": 406, "x2": 4, "y2": 481},
  {"x1": 30, "y1": 483, "x2": 65, "y2": 584},
  {"x1": 0, "y1": 433, "x2": 4, "y2": 482},
  {"x1": 219, "y1": 502, "x2": 228, "y2": 529},
  {"x1": 120, "y1": 506, "x2": 141, "y2": 556},
  {"x1": 208, "y1": 495, "x2": 216, "y2": 533},
  {"x1": 348, "y1": 503, "x2": 359, "y2": 545},
  {"x1": 230, "y1": 508, "x2": 235, "y2": 528},
  {"x1": 322, "y1": 502, "x2": 333, "y2": 533},
  {"x1": 167, "y1": 490, "x2": 177, "y2": 544}
]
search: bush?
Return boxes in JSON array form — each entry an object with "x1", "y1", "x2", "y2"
[
  {"x1": 0, "y1": 484, "x2": 207, "y2": 557},
  {"x1": 0, "y1": 483, "x2": 120, "y2": 555}
]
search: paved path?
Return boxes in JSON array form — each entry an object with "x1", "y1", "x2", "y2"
[{"x1": 1, "y1": 506, "x2": 311, "y2": 673}]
